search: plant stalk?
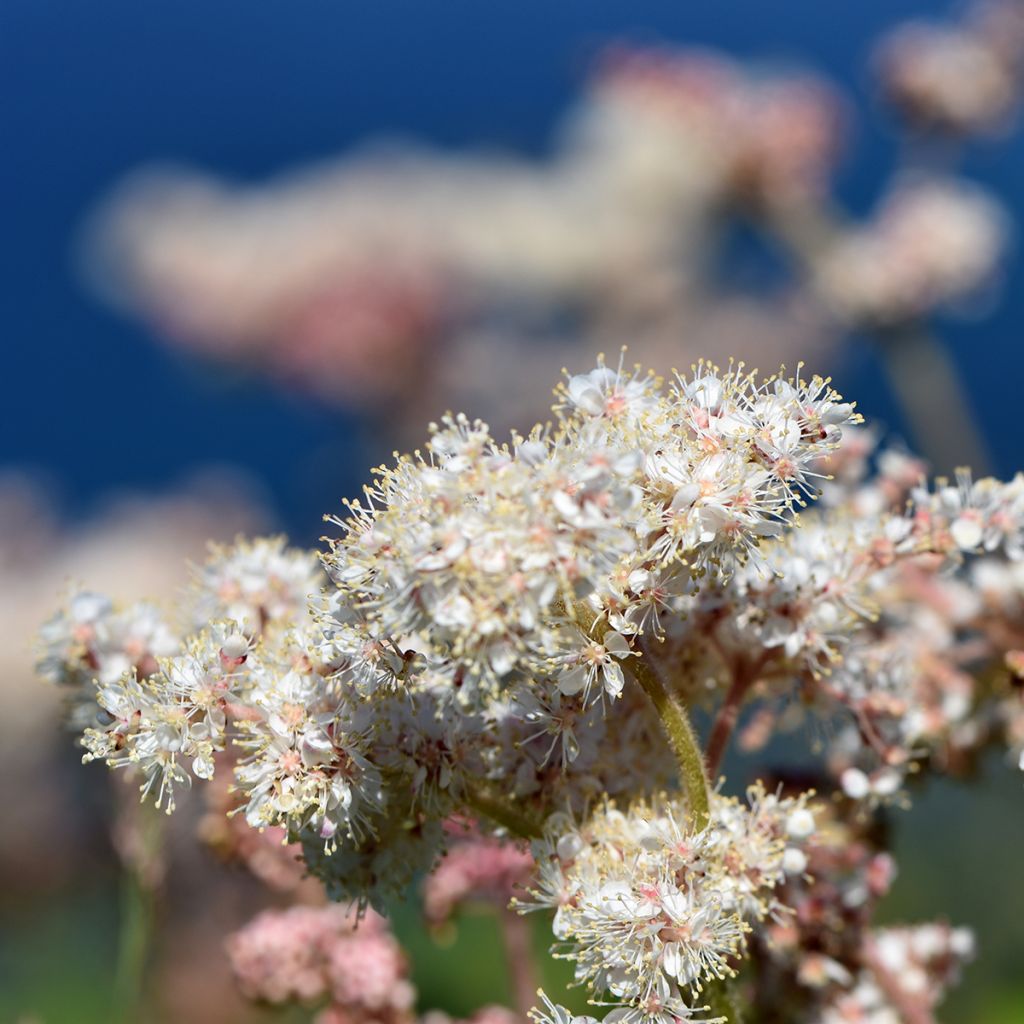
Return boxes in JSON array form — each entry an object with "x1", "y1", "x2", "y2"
[
  {"x1": 499, "y1": 907, "x2": 540, "y2": 1018},
  {"x1": 463, "y1": 782, "x2": 544, "y2": 840},
  {"x1": 626, "y1": 649, "x2": 711, "y2": 831},
  {"x1": 110, "y1": 789, "x2": 164, "y2": 1024},
  {"x1": 113, "y1": 861, "x2": 156, "y2": 1024},
  {"x1": 705, "y1": 666, "x2": 757, "y2": 779}
]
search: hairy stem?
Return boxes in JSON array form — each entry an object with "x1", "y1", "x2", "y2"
[
  {"x1": 568, "y1": 599, "x2": 712, "y2": 829},
  {"x1": 463, "y1": 782, "x2": 544, "y2": 840},
  {"x1": 627, "y1": 649, "x2": 711, "y2": 831}
]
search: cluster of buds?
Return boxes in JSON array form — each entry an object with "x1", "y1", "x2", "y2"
[
  {"x1": 424, "y1": 821, "x2": 535, "y2": 927},
  {"x1": 227, "y1": 888, "x2": 529, "y2": 1024},
  {"x1": 38, "y1": 359, "x2": 1024, "y2": 1022}
]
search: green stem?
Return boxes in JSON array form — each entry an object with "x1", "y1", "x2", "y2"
[
  {"x1": 568, "y1": 599, "x2": 711, "y2": 831},
  {"x1": 110, "y1": 780, "x2": 164, "y2": 1024},
  {"x1": 627, "y1": 651, "x2": 711, "y2": 831},
  {"x1": 113, "y1": 863, "x2": 156, "y2": 1024},
  {"x1": 705, "y1": 977, "x2": 744, "y2": 1023},
  {"x1": 463, "y1": 782, "x2": 544, "y2": 840}
]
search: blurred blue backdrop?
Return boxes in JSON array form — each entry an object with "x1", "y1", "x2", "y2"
[{"x1": 3, "y1": 0, "x2": 1023, "y2": 542}]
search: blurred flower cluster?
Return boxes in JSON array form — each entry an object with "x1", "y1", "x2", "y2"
[
  {"x1": 83, "y1": 44, "x2": 846, "y2": 424},
  {"x1": 814, "y1": 178, "x2": 1007, "y2": 326},
  {"x1": 80, "y1": 0, "x2": 1019, "y2": 457},
  {"x1": 875, "y1": 0, "x2": 1024, "y2": 137}
]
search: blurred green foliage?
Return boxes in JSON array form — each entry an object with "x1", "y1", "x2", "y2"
[{"x1": 4, "y1": 753, "x2": 1024, "y2": 1023}]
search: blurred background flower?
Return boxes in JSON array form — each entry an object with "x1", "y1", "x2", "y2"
[{"x1": 4, "y1": 0, "x2": 1024, "y2": 1021}]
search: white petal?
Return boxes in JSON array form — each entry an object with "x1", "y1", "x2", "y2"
[
  {"x1": 603, "y1": 662, "x2": 625, "y2": 698},
  {"x1": 603, "y1": 631, "x2": 631, "y2": 656},
  {"x1": 557, "y1": 666, "x2": 588, "y2": 696},
  {"x1": 951, "y1": 515, "x2": 983, "y2": 550}
]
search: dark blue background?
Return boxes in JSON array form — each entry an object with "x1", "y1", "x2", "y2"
[{"x1": 4, "y1": 0, "x2": 1021, "y2": 540}]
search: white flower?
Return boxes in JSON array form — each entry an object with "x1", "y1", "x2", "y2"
[
  {"x1": 530, "y1": 991, "x2": 601, "y2": 1024},
  {"x1": 566, "y1": 364, "x2": 656, "y2": 421},
  {"x1": 557, "y1": 630, "x2": 633, "y2": 701}
]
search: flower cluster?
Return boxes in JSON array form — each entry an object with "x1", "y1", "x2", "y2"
[
  {"x1": 39, "y1": 359, "x2": 1024, "y2": 1022},
  {"x1": 424, "y1": 823, "x2": 535, "y2": 926},
  {"x1": 875, "y1": 0, "x2": 1024, "y2": 137},
  {"x1": 227, "y1": 903, "x2": 415, "y2": 1022},
  {"x1": 37, "y1": 537, "x2": 324, "y2": 812},
  {"x1": 814, "y1": 178, "x2": 1007, "y2": 325},
  {"x1": 519, "y1": 786, "x2": 817, "y2": 1023},
  {"x1": 190, "y1": 535, "x2": 323, "y2": 634},
  {"x1": 655, "y1": 423, "x2": 1024, "y2": 800},
  {"x1": 827, "y1": 924, "x2": 975, "y2": 1024},
  {"x1": 39, "y1": 361, "x2": 853, "y2": 888},
  {"x1": 754, "y1": 797, "x2": 975, "y2": 1023},
  {"x1": 81, "y1": 44, "x2": 847, "y2": 414},
  {"x1": 37, "y1": 590, "x2": 178, "y2": 730}
]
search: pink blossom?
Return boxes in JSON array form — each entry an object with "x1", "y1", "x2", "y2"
[
  {"x1": 227, "y1": 903, "x2": 411, "y2": 1020},
  {"x1": 424, "y1": 831, "x2": 535, "y2": 925}
]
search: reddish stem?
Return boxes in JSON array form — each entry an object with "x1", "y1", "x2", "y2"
[
  {"x1": 706, "y1": 661, "x2": 760, "y2": 778},
  {"x1": 818, "y1": 678, "x2": 898, "y2": 764},
  {"x1": 499, "y1": 907, "x2": 538, "y2": 1018}
]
